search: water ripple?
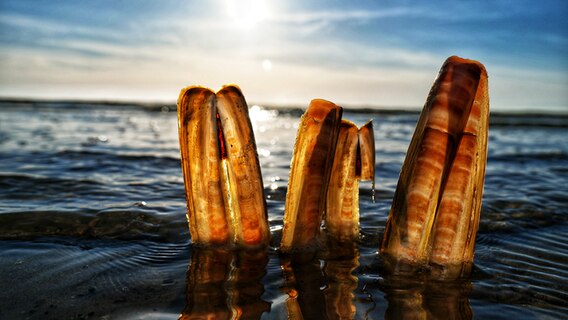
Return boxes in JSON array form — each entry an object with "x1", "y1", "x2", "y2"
[{"x1": 1, "y1": 103, "x2": 568, "y2": 319}]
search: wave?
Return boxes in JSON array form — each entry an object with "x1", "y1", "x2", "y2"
[
  {"x1": 0, "y1": 172, "x2": 105, "y2": 190},
  {"x1": 0, "y1": 209, "x2": 188, "y2": 242},
  {"x1": 474, "y1": 225, "x2": 568, "y2": 310},
  {"x1": 0, "y1": 98, "x2": 173, "y2": 112},
  {"x1": 55, "y1": 149, "x2": 181, "y2": 164},
  {"x1": 489, "y1": 150, "x2": 568, "y2": 162},
  {"x1": 489, "y1": 112, "x2": 568, "y2": 128},
  {"x1": 0, "y1": 238, "x2": 189, "y2": 319},
  {"x1": 2, "y1": 99, "x2": 566, "y2": 121}
]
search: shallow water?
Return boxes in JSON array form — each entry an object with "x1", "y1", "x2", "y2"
[{"x1": 0, "y1": 100, "x2": 567, "y2": 319}]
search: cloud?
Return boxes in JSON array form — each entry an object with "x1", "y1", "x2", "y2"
[
  {"x1": 0, "y1": 1, "x2": 566, "y2": 111},
  {"x1": 272, "y1": 7, "x2": 422, "y2": 24}
]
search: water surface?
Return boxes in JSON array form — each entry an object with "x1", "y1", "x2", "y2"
[{"x1": 0, "y1": 100, "x2": 567, "y2": 319}]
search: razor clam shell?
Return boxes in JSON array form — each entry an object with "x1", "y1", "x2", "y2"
[
  {"x1": 381, "y1": 56, "x2": 489, "y2": 267},
  {"x1": 325, "y1": 120, "x2": 360, "y2": 242},
  {"x1": 178, "y1": 87, "x2": 230, "y2": 245},
  {"x1": 358, "y1": 120, "x2": 375, "y2": 181},
  {"x1": 217, "y1": 85, "x2": 270, "y2": 247},
  {"x1": 177, "y1": 85, "x2": 269, "y2": 247},
  {"x1": 429, "y1": 60, "x2": 489, "y2": 266},
  {"x1": 281, "y1": 99, "x2": 343, "y2": 251}
]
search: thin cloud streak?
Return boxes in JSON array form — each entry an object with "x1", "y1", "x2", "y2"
[{"x1": 270, "y1": 8, "x2": 423, "y2": 24}]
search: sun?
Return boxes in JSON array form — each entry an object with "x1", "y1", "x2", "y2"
[
  {"x1": 226, "y1": 0, "x2": 269, "y2": 30},
  {"x1": 262, "y1": 59, "x2": 272, "y2": 72}
]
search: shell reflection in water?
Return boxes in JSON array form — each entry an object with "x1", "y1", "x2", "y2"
[
  {"x1": 281, "y1": 240, "x2": 359, "y2": 319},
  {"x1": 180, "y1": 248, "x2": 270, "y2": 319},
  {"x1": 379, "y1": 272, "x2": 473, "y2": 320}
]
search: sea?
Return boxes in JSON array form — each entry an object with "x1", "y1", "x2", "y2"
[{"x1": 0, "y1": 100, "x2": 567, "y2": 319}]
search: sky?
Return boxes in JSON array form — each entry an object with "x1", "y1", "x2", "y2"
[{"x1": 0, "y1": 0, "x2": 567, "y2": 112}]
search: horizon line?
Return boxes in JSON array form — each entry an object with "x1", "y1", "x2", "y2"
[{"x1": 1, "y1": 95, "x2": 567, "y2": 116}]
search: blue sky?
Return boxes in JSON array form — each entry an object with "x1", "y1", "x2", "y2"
[{"x1": 0, "y1": 0, "x2": 566, "y2": 111}]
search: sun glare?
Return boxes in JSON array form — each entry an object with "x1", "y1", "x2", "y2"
[
  {"x1": 262, "y1": 59, "x2": 273, "y2": 72},
  {"x1": 226, "y1": 0, "x2": 269, "y2": 29}
]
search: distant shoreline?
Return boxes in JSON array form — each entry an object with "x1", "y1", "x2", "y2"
[{"x1": 1, "y1": 97, "x2": 567, "y2": 117}]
